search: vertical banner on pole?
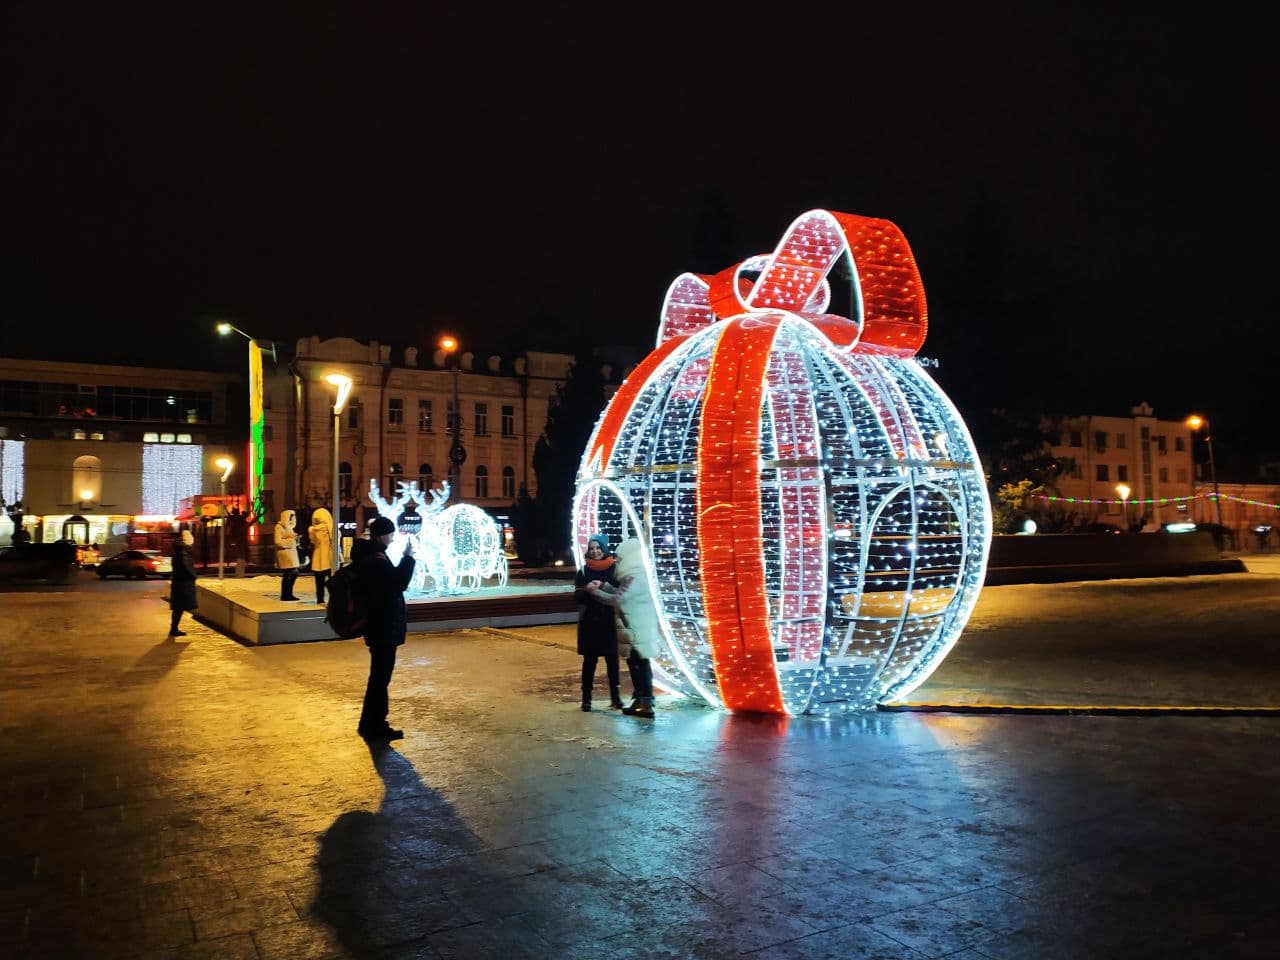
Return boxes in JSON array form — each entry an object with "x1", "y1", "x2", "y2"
[{"x1": 248, "y1": 341, "x2": 266, "y2": 525}]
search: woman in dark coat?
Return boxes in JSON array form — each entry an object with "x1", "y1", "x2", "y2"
[
  {"x1": 574, "y1": 533, "x2": 623, "y2": 711},
  {"x1": 169, "y1": 529, "x2": 198, "y2": 637}
]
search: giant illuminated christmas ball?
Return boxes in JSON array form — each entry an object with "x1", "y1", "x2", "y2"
[{"x1": 573, "y1": 210, "x2": 992, "y2": 715}]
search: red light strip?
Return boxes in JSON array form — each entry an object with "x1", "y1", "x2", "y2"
[{"x1": 696, "y1": 316, "x2": 785, "y2": 713}]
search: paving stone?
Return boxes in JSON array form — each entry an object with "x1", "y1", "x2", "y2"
[{"x1": 3, "y1": 577, "x2": 1280, "y2": 959}]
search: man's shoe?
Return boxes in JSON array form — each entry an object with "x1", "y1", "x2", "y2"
[
  {"x1": 359, "y1": 725, "x2": 404, "y2": 741},
  {"x1": 169, "y1": 630, "x2": 187, "y2": 638}
]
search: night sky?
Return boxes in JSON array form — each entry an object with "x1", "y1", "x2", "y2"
[{"x1": 4, "y1": 7, "x2": 1276, "y2": 470}]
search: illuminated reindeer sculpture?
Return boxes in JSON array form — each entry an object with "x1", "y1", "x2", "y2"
[{"x1": 366, "y1": 478, "x2": 508, "y2": 595}]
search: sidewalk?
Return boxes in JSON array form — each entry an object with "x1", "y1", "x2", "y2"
[{"x1": 1, "y1": 575, "x2": 1278, "y2": 958}]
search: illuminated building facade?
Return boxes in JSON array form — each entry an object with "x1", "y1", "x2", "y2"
[
  {"x1": 1042, "y1": 403, "x2": 1196, "y2": 529},
  {"x1": 0, "y1": 358, "x2": 239, "y2": 546},
  {"x1": 262, "y1": 337, "x2": 600, "y2": 540}
]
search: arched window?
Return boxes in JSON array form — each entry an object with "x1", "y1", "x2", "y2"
[
  {"x1": 501, "y1": 466, "x2": 516, "y2": 499},
  {"x1": 72, "y1": 454, "x2": 102, "y2": 504},
  {"x1": 387, "y1": 462, "x2": 403, "y2": 494},
  {"x1": 339, "y1": 461, "x2": 352, "y2": 499},
  {"x1": 474, "y1": 465, "x2": 489, "y2": 499},
  {"x1": 419, "y1": 463, "x2": 433, "y2": 492}
]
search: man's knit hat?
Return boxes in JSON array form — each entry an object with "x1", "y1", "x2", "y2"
[{"x1": 368, "y1": 516, "x2": 396, "y2": 537}]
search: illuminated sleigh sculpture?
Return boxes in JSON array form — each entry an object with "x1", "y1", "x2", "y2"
[
  {"x1": 368, "y1": 479, "x2": 508, "y2": 594},
  {"x1": 574, "y1": 210, "x2": 991, "y2": 715}
]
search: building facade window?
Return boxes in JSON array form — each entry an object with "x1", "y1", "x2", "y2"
[
  {"x1": 1116, "y1": 433, "x2": 1127, "y2": 449},
  {"x1": 1117, "y1": 465, "x2": 1128, "y2": 482},
  {"x1": 475, "y1": 465, "x2": 489, "y2": 498},
  {"x1": 1069, "y1": 430, "x2": 1082, "y2": 447},
  {"x1": 474, "y1": 402, "x2": 488, "y2": 436},
  {"x1": 388, "y1": 398, "x2": 404, "y2": 426},
  {"x1": 1159, "y1": 467, "x2": 1169, "y2": 483},
  {"x1": 447, "y1": 400, "x2": 458, "y2": 435},
  {"x1": 1094, "y1": 431, "x2": 1107, "y2": 451},
  {"x1": 348, "y1": 404, "x2": 360, "y2": 429},
  {"x1": 263, "y1": 457, "x2": 273, "y2": 475},
  {"x1": 419, "y1": 463, "x2": 433, "y2": 491},
  {"x1": 1071, "y1": 462, "x2": 1083, "y2": 479},
  {"x1": 263, "y1": 425, "x2": 273, "y2": 442},
  {"x1": 1175, "y1": 436, "x2": 1185, "y2": 452},
  {"x1": 1177, "y1": 468, "x2": 1188, "y2": 483},
  {"x1": 501, "y1": 405, "x2": 515, "y2": 437},
  {"x1": 501, "y1": 466, "x2": 515, "y2": 499},
  {"x1": 387, "y1": 462, "x2": 403, "y2": 492},
  {"x1": 339, "y1": 462, "x2": 352, "y2": 498},
  {"x1": 1155, "y1": 435, "x2": 1167, "y2": 454},
  {"x1": 418, "y1": 399, "x2": 433, "y2": 432},
  {"x1": 1096, "y1": 464, "x2": 1109, "y2": 482}
]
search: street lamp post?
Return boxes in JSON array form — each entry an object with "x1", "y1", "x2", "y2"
[
  {"x1": 325, "y1": 374, "x2": 354, "y2": 570},
  {"x1": 439, "y1": 335, "x2": 466, "y2": 495},
  {"x1": 1186, "y1": 415, "x2": 1224, "y2": 531},
  {"x1": 1115, "y1": 483, "x2": 1131, "y2": 532},
  {"x1": 214, "y1": 456, "x2": 234, "y2": 580}
]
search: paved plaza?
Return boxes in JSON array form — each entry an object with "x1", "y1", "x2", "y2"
[{"x1": 2, "y1": 562, "x2": 1279, "y2": 959}]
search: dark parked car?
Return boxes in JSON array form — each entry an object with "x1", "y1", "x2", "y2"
[
  {"x1": 0, "y1": 541, "x2": 77, "y2": 583},
  {"x1": 96, "y1": 549, "x2": 172, "y2": 580}
]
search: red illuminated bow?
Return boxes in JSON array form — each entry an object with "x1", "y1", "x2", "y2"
[{"x1": 656, "y1": 209, "x2": 927, "y2": 357}]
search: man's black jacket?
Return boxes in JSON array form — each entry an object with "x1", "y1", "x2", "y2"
[{"x1": 351, "y1": 538, "x2": 415, "y2": 646}]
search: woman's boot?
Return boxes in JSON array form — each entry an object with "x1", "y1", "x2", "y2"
[
  {"x1": 581, "y1": 686, "x2": 592, "y2": 712},
  {"x1": 609, "y1": 684, "x2": 625, "y2": 710}
]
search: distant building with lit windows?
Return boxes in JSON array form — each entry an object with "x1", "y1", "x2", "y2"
[
  {"x1": 260, "y1": 337, "x2": 613, "y2": 538},
  {"x1": 0, "y1": 357, "x2": 240, "y2": 546},
  {"x1": 1043, "y1": 402, "x2": 1195, "y2": 529}
]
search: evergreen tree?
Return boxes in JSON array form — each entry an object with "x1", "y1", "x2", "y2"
[{"x1": 531, "y1": 352, "x2": 606, "y2": 559}]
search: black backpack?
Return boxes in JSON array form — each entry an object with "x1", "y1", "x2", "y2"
[{"x1": 324, "y1": 564, "x2": 367, "y2": 639}]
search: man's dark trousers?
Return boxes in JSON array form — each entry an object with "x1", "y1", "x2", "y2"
[{"x1": 360, "y1": 643, "x2": 397, "y2": 731}]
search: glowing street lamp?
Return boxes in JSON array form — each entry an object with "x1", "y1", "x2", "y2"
[
  {"x1": 1186, "y1": 414, "x2": 1224, "y2": 531},
  {"x1": 325, "y1": 373, "x2": 353, "y2": 568},
  {"x1": 214, "y1": 456, "x2": 234, "y2": 580},
  {"x1": 439, "y1": 335, "x2": 465, "y2": 495},
  {"x1": 1115, "y1": 483, "x2": 1131, "y2": 531}
]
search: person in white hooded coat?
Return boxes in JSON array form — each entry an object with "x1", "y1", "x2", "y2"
[
  {"x1": 586, "y1": 537, "x2": 659, "y2": 717},
  {"x1": 308, "y1": 507, "x2": 334, "y2": 604},
  {"x1": 274, "y1": 509, "x2": 301, "y2": 601}
]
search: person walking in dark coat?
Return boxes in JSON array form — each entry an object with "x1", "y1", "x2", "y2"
[
  {"x1": 355, "y1": 516, "x2": 415, "y2": 741},
  {"x1": 168, "y1": 529, "x2": 198, "y2": 638},
  {"x1": 574, "y1": 533, "x2": 623, "y2": 711}
]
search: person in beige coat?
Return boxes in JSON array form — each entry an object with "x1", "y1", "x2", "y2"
[
  {"x1": 308, "y1": 507, "x2": 335, "y2": 605},
  {"x1": 274, "y1": 509, "x2": 301, "y2": 601}
]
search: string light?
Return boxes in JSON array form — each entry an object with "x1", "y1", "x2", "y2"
[
  {"x1": 367, "y1": 478, "x2": 508, "y2": 594},
  {"x1": 1037, "y1": 492, "x2": 1280, "y2": 510},
  {"x1": 574, "y1": 209, "x2": 992, "y2": 715},
  {"x1": 142, "y1": 443, "x2": 203, "y2": 516}
]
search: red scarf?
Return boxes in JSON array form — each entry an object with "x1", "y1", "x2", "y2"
[{"x1": 584, "y1": 556, "x2": 614, "y2": 572}]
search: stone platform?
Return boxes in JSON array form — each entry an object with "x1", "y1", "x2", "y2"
[{"x1": 195, "y1": 575, "x2": 577, "y2": 645}]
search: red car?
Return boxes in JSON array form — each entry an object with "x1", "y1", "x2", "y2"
[{"x1": 96, "y1": 549, "x2": 173, "y2": 579}]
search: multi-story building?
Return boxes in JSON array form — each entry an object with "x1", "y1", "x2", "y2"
[
  {"x1": 1044, "y1": 403, "x2": 1196, "y2": 529},
  {"x1": 260, "y1": 337, "x2": 585, "y2": 540},
  {"x1": 0, "y1": 357, "x2": 240, "y2": 546}
]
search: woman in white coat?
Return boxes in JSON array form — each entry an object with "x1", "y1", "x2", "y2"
[
  {"x1": 274, "y1": 509, "x2": 301, "y2": 601},
  {"x1": 586, "y1": 537, "x2": 660, "y2": 717},
  {"x1": 308, "y1": 507, "x2": 335, "y2": 605}
]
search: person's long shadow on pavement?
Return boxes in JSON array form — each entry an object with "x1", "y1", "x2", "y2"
[
  {"x1": 116, "y1": 638, "x2": 190, "y2": 686},
  {"x1": 311, "y1": 742, "x2": 491, "y2": 959}
]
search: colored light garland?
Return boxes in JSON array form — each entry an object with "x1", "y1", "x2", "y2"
[
  {"x1": 1038, "y1": 492, "x2": 1280, "y2": 510},
  {"x1": 574, "y1": 209, "x2": 992, "y2": 716}
]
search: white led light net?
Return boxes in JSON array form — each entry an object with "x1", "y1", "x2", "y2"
[
  {"x1": 576, "y1": 320, "x2": 989, "y2": 713},
  {"x1": 142, "y1": 443, "x2": 204, "y2": 516}
]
